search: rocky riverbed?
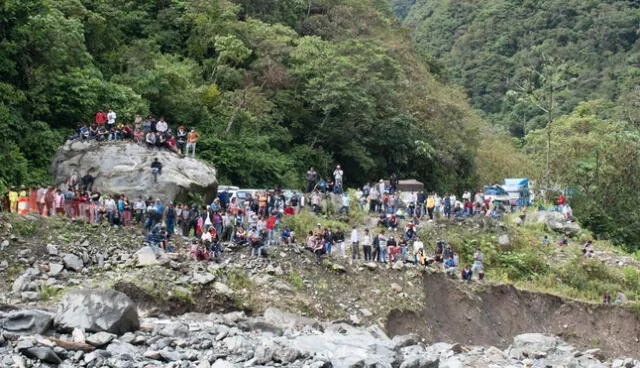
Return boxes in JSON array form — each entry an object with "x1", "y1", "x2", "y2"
[{"x1": 1, "y1": 288, "x2": 638, "y2": 368}]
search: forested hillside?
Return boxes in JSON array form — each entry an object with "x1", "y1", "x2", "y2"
[
  {"x1": 0, "y1": 0, "x2": 521, "y2": 192},
  {"x1": 395, "y1": 0, "x2": 640, "y2": 135},
  {"x1": 393, "y1": 0, "x2": 640, "y2": 249}
]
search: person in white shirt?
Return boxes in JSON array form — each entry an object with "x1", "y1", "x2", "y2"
[
  {"x1": 333, "y1": 165, "x2": 344, "y2": 193},
  {"x1": 413, "y1": 237, "x2": 424, "y2": 265},
  {"x1": 156, "y1": 117, "x2": 168, "y2": 133},
  {"x1": 350, "y1": 226, "x2": 360, "y2": 260},
  {"x1": 107, "y1": 108, "x2": 116, "y2": 126},
  {"x1": 362, "y1": 229, "x2": 372, "y2": 261}
]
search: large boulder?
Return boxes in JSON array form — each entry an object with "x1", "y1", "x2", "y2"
[
  {"x1": 54, "y1": 289, "x2": 140, "y2": 335},
  {"x1": 1, "y1": 310, "x2": 53, "y2": 335},
  {"x1": 528, "y1": 211, "x2": 582, "y2": 236},
  {"x1": 51, "y1": 141, "x2": 218, "y2": 203}
]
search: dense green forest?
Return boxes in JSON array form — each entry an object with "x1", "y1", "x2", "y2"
[
  {"x1": 394, "y1": 0, "x2": 640, "y2": 249},
  {"x1": 0, "y1": 0, "x2": 521, "y2": 193},
  {"x1": 395, "y1": 0, "x2": 639, "y2": 135}
]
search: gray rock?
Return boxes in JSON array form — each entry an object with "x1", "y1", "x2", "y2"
[
  {"x1": 439, "y1": 357, "x2": 463, "y2": 368},
  {"x1": 1, "y1": 310, "x2": 53, "y2": 335},
  {"x1": 211, "y1": 360, "x2": 235, "y2": 368},
  {"x1": 363, "y1": 262, "x2": 378, "y2": 270},
  {"x1": 47, "y1": 244, "x2": 58, "y2": 256},
  {"x1": 86, "y1": 331, "x2": 116, "y2": 347},
  {"x1": 49, "y1": 263, "x2": 64, "y2": 276},
  {"x1": 509, "y1": 333, "x2": 558, "y2": 359},
  {"x1": 214, "y1": 282, "x2": 233, "y2": 297},
  {"x1": 54, "y1": 289, "x2": 140, "y2": 334},
  {"x1": 11, "y1": 271, "x2": 32, "y2": 293},
  {"x1": 22, "y1": 347, "x2": 62, "y2": 364},
  {"x1": 263, "y1": 307, "x2": 320, "y2": 331},
  {"x1": 51, "y1": 140, "x2": 218, "y2": 203},
  {"x1": 63, "y1": 253, "x2": 84, "y2": 272},
  {"x1": 20, "y1": 292, "x2": 40, "y2": 301},
  {"x1": 157, "y1": 322, "x2": 189, "y2": 338},
  {"x1": 498, "y1": 234, "x2": 509, "y2": 246},
  {"x1": 192, "y1": 272, "x2": 216, "y2": 285},
  {"x1": 135, "y1": 246, "x2": 163, "y2": 267},
  {"x1": 106, "y1": 341, "x2": 139, "y2": 357},
  {"x1": 393, "y1": 333, "x2": 421, "y2": 350},
  {"x1": 159, "y1": 349, "x2": 183, "y2": 362}
]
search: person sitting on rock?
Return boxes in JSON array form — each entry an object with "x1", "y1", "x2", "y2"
[
  {"x1": 280, "y1": 226, "x2": 294, "y2": 245},
  {"x1": 145, "y1": 131, "x2": 157, "y2": 148},
  {"x1": 233, "y1": 225, "x2": 248, "y2": 246},
  {"x1": 444, "y1": 256, "x2": 457, "y2": 277},
  {"x1": 151, "y1": 158, "x2": 162, "y2": 183},
  {"x1": 190, "y1": 239, "x2": 208, "y2": 261},
  {"x1": 249, "y1": 226, "x2": 266, "y2": 257},
  {"x1": 461, "y1": 264, "x2": 473, "y2": 281}
]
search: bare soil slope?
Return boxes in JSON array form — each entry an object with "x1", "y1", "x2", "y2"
[{"x1": 387, "y1": 273, "x2": 640, "y2": 359}]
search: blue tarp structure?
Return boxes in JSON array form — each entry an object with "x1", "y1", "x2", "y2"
[{"x1": 502, "y1": 178, "x2": 530, "y2": 206}]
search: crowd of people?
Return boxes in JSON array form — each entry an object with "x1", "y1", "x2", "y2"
[
  {"x1": 69, "y1": 109, "x2": 202, "y2": 157},
  {"x1": 303, "y1": 221, "x2": 485, "y2": 281}
]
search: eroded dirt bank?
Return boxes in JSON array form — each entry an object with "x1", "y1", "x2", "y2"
[{"x1": 386, "y1": 273, "x2": 640, "y2": 359}]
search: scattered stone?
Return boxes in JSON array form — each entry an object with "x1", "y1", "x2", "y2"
[
  {"x1": 390, "y1": 283, "x2": 402, "y2": 292},
  {"x1": 47, "y1": 244, "x2": 58, "y2": 256},
  {"x1": 63, "y1": 253, "x2": 84, "y2": 272},
  {"x1": 192, "y1": 272, "x2": 215, "y2": 285},
  {"x1": 393, "y1": 333, "x2": 421, "y2": 349},
  {"x1": 2, "y1": 310, "x2": 53, "y2": 335},
  {"x1": 214, "y1": 282, "x2": 233, "y2": 297},
  {"x1": 135, "y1": 246, "x2": 161, "y2": 267},
  {"x1": 49, "y1": 263, "x2": 64, "y2": 276},
  {"x1": 497, "y1": 234, "x2": 509, "y2": 246},
  {"x1": 363, "y1": 262, "x2": 378, "y2": 270},
  {"x1": 86, "y1": 332, "x2": 116, "y2": 347},
  {"x1": 54, "y1": 288, "x2": 140, "y2": 334},
  {"x1": 11, "y1": 271, "x2": 32, "y2": 293},
  {"x1": 72, "y1": 327, "x2": 86, "y2": 343},
  {"x1": 22, "y1": 346, "x2": 62, "y2": 364}
]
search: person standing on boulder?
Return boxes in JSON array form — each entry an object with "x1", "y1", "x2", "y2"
[
  {"x1": 106, "y1": 108, "x2": 116, "y2": 132},
  {"x1": 186, "y1": 128, "x2": 200, "y2": 157},
  {"x1": 151, "y1": 158, "x2": 163, "y2": 183}
]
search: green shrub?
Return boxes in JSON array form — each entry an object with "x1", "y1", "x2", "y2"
[{"x1": 498, "y1": 251, "x2": 549, "y2": 280}]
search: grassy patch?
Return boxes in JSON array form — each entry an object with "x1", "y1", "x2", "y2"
[
  {"x1": 39, "y1": 284, "x2": 64, "y2": 301},
  {"x1": 289, "y1": 271, "x2": 304, "y2": 290}
]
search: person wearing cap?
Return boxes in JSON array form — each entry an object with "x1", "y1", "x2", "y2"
[{"x1": 186, "y1": 128, "x2": 200, "y2": 157}]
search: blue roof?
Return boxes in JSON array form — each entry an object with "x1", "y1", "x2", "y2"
[{"x1": 503, "y1": 178, "x2": 528, "y2": 187}]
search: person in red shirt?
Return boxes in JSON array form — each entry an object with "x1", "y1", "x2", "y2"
[
  {"x1": 266, "y1": 213, "x2": 278, "y2": 245},
  {"x1": 283, "y1": 205, "x2": 295, "y2": 216},
  {"x1": 558, "y1": 194, "x2": 566, "y2": 207},
  {"x1": 95, "y1": 111, "x2": 107, "y2": 125}
]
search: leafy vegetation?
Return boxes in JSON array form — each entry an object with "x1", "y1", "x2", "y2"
[
  {"x1": 396, "y1": 0, "x2": 639, "y2": 136},
  {"x1": 421, "y1": 215, "x2": 640, "y2": 304},
  {"x1": 394, "y1": 0, "x2": 640, "y2": 249},
  {"x1": 0, "y1": 0, "x2": 519, "y2": 193}
]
